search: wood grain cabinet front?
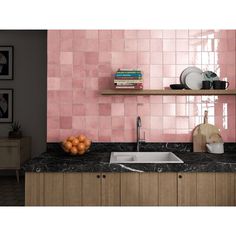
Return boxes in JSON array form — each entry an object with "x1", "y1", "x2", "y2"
[{"x1": 25, "y1": 172, "x2": 236, "y2": 206}]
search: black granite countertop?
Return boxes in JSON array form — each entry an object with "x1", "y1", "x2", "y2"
[{"x1": 22, "y1": 143, "x2": 236, "y2": 173}]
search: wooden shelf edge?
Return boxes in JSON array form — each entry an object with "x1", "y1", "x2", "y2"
[{"x1": 101, "y1": 89, "x2": 236, "y2": 96}]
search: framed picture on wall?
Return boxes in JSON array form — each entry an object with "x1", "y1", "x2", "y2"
[
  {"x1": 0, "y1": 46, "x2": 13, "y2": 80},
  {"x1": 0, "y1": 89, "x2": 13, "y2": 123}
]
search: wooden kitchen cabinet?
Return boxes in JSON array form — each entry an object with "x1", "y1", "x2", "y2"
[{"x1": 25, "y1": 172, "x2": 236, "y2": 206}]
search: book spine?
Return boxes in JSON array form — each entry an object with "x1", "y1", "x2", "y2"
[
  {"x1": 115, "y1": 84, "x2": 143, "y2": 89},
  {"x1": 114, "y1": 80, "x2": 143, "y2": 83},
  {"x1": 115, "y1": 74, "x2": 143, "y2": 77},
  {"x1": 114, "y1": 76, "x2": 143, "y2": 80}
]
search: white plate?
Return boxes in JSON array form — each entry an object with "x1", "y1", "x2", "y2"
[
  {"x1": 180, "y1": 66, "x2": 202, "y2": 85},
  {"x1": 185, "y1": 72, "x2": 204, "y2": 90}
]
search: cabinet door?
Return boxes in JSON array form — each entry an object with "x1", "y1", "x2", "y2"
[
  {"x1": 82, "y1": 173, "x2": 101, "y2": 206},
  {"x1": 121, "y1": 173, "x2": 140, "y2": 206},
  {"x1": 178, "y1": 173, "x2": 197, "y2": 206},
  {"x1": 197, "y1": 173, "x2": 215, "y2": 206},
  {"x1": 216, "y1": 173, "x2": 235, "y2": 206},
  {"x1": 140, "y1": 173, "x2": 158, "y2": 206},
  {"x1": 159, "y1": 173, "x2": 177, "y2": 206},
  {"x1": 64, "y1": 173, "x2": 82, "y2": 206},
  {"x1": 44, "y1": 173, "x2": 64, "y2": 206},
  {"x1": 25, "y1": 173, "x2": 44, "y2": 206},
  {"x1": 101, "y1": 173, "x2": 121, "y2": 206}
]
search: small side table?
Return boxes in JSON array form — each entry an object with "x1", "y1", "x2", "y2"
[{"x1": 0, "y1": 137, "x2": 31, "y2": 183}]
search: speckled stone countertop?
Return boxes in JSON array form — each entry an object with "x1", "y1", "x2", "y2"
[{"x1": 22, "y1": 142, "x2": 236, "y2": 173}]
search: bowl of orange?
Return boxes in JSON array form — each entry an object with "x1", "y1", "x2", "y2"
[{"x1": 62, "y1": 134, "x2": 91, "y2": 156}]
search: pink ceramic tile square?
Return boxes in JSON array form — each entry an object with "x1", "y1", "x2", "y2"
[
  {"x1": 124, "y1": 116, "x2": 136, "y2": 130},
  {"x1": 47, "y1": 129, "x2": 60, "y2": 142},
  {"x1": 124, "y1": 130, "x2": 136, "y2": 142},
  {"x1": 189, "y1": 38, "x2": 202, "y2": 52},
  {"x1": 150, "y1": 96, "x2": 163, "y2": 103},
  {"x1": 163, "y1": 39, "x2": 175, "y2": 51},
  {"x1": 137, "y1": 30, "x2": 150, "y2": 38},
  {"x1": 60, "y1": 52, "x2": 73, "y2": 65},
  {"x1": 48, "y1": 64, "x2": 60, "y2": 77},
  {"x1": 176, "y1": 104, "x2": 187, "y2": 116},
  {"x1": 176, "y1": 39, "x2": 189, "y2": 51},
  {"x1": 72, "y1": 116, "x2": 85, "y2": 129},
  {"x1": 150, "y1": 65, "x2": 163, "y2": 77},
  {"x1": 60, "y1": 129, "x2": 73, "y2": 140},
  {"x1": 112, "y1": 116, "x2": 124, "y2": 129},
  {"x1": 124, "y1": 96, "x2": 137, "y2": 104},
  {"x1": 150, "y1": 77, "x2": 163, "y2": 89},
  {"x1": 137, "y1": 96, "x2": 150, "y2": 103},
  {"x1": 48, "y1": 91, "x2": 60, "y2": 103},
  {"x1": 99, "y1": 30, "x2": 112, "y2": 39},
  {"x1": 150, "y1": 103, "x2": 163, "y2": 116},
  {"x1": 73, "y1": 52, "x2": 85, "y2": 65},
  {"x1": 189, "y1": 30, "x2": 202, "y2": 38},
  {"x1": 60, "y1": 33, "x2": 73, "y2": 52},
  {"x1": 73, "y1": 30, "x2": 86, "y2": 39},
  {"x1": 112, "y1": 52, "x2": 124, "y2": 64},
  {"x1": 72, "y1": 79, "x2": 85, "y2": 89},
  {"x1": 48, "y1": 116, "x2": 60, "y2": 129},
  {"x1": 176, "y1": 52, "x2": 189, "y2": 65},
  {"x1": 60, "y1": 65, "x2": 73, "y2": 78},
  {"x1": 85, "y1": 52, "x2": 99, "y2": 65},
  {"x1": 176, "y1": 117, "x2": 189, "y2": 129},
  {"x1": 48, "y1": 51, "x2": 60, "y2": 64},
  {"x1": 99, "y1": 116, "x2": 112, "y2": 129},
  {"x1": 138, "y1": 52, "x2": 150, "y2": 64},
  {"x1": 60, "y1": 104, "x2": 72, "y2": 116},
  {"x1": 124, "y1": 30, "x2": 137, "y2": 38},
  {"x1": 125, "y1": 39, "x2": 138, "y2": 51},
  {"x1": 202, "y1": 52, "x2": 214, "y2": 65},
  {"x1": 163, "y1": 52, "x2": 176, "y2": 64},
  {"x1": 60, "y1": 116, "x2": 72, "y2": 129},
  {"x1": 98, "y1": 129, "x2": 111, "y2": 142},
  {"x1": 137, "y1": 103, "x2": 150, "y2": 116},
  {"x1": 163, "y1": 30, "x2": 175, "y2": 38},
  {"x1": 99, "y1": 52, "x2": 112, "y2": 63},
  {"x1": 176, "y1": 30, "x2": 188, "y2": 38},
  {"x1": 111, "y1": 103, "x2": 124, "y2": 116},
  {"x1": 99, "y1": 39, "x2": 112, "y2": 51},
  {"x1": 163, "y1": 116, "x2": 176, "y2": 129},
  {"x1": 48, "y1": 77, "x2": 61, "y2": 90},
  {"x1": 48, "y1": 30, "x2": 60, "y2": 51},
  {"x1": 73, "y1": 38, "x2": 87, "y2": 51},
  {"x1": 112, "y1": 30, "x2": 124, "y2": 38},
  {"x1": 149, "y1": 130, "x2": 162, "y2": 142},
  {"x1": 150, "y1": 52, "x2": 163, "y2": 64},
  {"x1": 163, "y1": 104, "x2": 176, "y2": 116},
  {"x1": 176, "y1": 96, "x2": 186, "y2": 103},
  {"x1": 112, "y1": 39, "x2": 124, "y2": 51},
  {"x1": 72, "y1": 104, "x2": 86, "y2": 116},
  {"x1": 163, "y1": 96, "x2": 176, "y2": 103},
  {"x1": 112, "y1": 96, "x2": 125, "y2": 103},
  {"x1": 124, "y1": 103, "x2": 137, "y2": 116},
  {"x1": 137, "y1": 39, "x2": 150, "y2": 51},
  {"x1": 73, "y1": 90, "x2": 86, "y2": 103},
  {"x1": 59, "y1": 91, "x2": 72, "y2": 104},
  {"x1": 85, "y1": 128, "x2": 98, "y2": 141},
  {"x1": 150, "y1": 39, "x2": 163, "y2": 51},
  {"x1": 85, "y1": 30, "x2": 98, "y2": 39},
  {"x1": 188, "y1": 52, "x2": 201, "y2": 64},
  {"x1": 163, "y1": 65, "x2": 176, "y2": 77},
  {"x1": 60, "y1": 78, "x2": 72, "y2": 90},
  {"x1": 141, "y1": 116, "x2": 151, "y2": 129},
  {"x1": 150, "y1": 30, "x2": 163, "y2": 38},
  {"x1": 86, "y1": 39, "x2": 99, "y2": 51},
  {"x1": 151, "y1": 117, "x2": 163, "y2": 129},
  {"x1": 123, "y1": 52, "x2": 137, "y2": 65},
  {"x1": 98, "y1": 103, "x2": 111, "y2": 116},
  {"x1": 111, "y1": 129, "x2": 124, "y2": 142},
  {"x1": 85, "y1": 103, "x2": 98, "y2": 116},
  {"x1": 86, "y1": 116, "x2": 99, "y2": 129}
]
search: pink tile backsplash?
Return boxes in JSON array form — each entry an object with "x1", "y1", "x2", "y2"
[{"x1": 47, "y1": 30, "x2": 236, "y2": 142}]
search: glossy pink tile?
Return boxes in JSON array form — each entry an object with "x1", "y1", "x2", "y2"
[
  {"x1": 60, "y1": 116, "x2": 72, "y2": 129},
  {"x1": 150, "y1": 39, "x2": 163, "y2": 51},
  {"x1": 60, "y1": 52, "x2": 73, "y2": 64},
  {"x1": 111, "y1": 103, "x2": 124, "y2": 116}
]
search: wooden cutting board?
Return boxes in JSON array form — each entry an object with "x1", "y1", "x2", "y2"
[{"x1": 193, "y1": 110, "x2": 222, "y2": 152}]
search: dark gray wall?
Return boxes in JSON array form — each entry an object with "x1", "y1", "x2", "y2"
[{"x1": 0, "y1": 30, "x2": 47, "y2": 157}]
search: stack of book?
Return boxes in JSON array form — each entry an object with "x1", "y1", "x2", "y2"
[{"x1": 114, "y1": 69, "x2": 143, "y2": 89}]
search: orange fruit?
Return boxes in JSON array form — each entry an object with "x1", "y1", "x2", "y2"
[
  {"x1": 72, "y1": 138, "x2": 79, "y2": 146},
  {"x1": 77, "y1": 142, "x2": 86, "y2": 151},
  {"x1": 64, "y1": 141, "x2": 72, "y2": 150},
  {"x1": 78, "y1": 134, "x2": 86, "y2": 142},
  {"x1": 68, "y1": 136, "x2": 75, "y2": 142},
  {"x1": 70, "y1": 146, "x2": 78, "y2": 155},
  {"x1": 78, "y1": 149, "x2": 86, "y2": 155},
  {"x1": 84, "y1": 138, "x2": 91, "y2": 148}
]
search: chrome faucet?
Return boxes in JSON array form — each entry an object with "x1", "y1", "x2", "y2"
[{"x1": 136, "y1": 116, "x2": 145, "y2": 152}]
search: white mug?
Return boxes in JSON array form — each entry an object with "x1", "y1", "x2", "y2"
[{"x1": 206, "y1": 143, "x2": 224, "y2": 154}]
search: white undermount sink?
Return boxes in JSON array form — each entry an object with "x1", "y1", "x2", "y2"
[{"x1": 110, "y1": 152, "x2": 184, "y2": 164}]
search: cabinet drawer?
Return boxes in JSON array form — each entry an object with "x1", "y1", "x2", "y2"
[{"x1": 0, "y1": 146, "x2": 19, "y2": 168}]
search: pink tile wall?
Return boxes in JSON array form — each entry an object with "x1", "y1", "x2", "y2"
[{"x1": 47, "y1": 30, "x2": 236, "y2": 142}]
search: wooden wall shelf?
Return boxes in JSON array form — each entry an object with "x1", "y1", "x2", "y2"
[{"x1": 101, "y1": 89, "x2": 236, "y2": 96}]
